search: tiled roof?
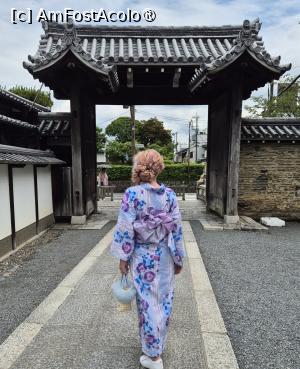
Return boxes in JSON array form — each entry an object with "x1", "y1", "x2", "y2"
[
  {"x1": 26, "y1": 22, "x2": 245, "y2": 65},
  {"x1": 0, "y1": 87, "x2": 50, "y2": 112},
  {"x1": 0, "y1": 144, "x2": 65, "y2": 165},
  {"x1": 241, "y1": 118, "x2": 300, "y2": 142},
  {"x1": 38, "y1": 112, "x2": 71, "y2": 136},
  {"x1": 0, "y1": 114, "x2": 38, "y2": 130},
  {"x1": 24, "y1": 18, "x2": 290, "y2": 93},
  {"x1": 190, "y1": 19, "x2": 291, "y2": 92}
]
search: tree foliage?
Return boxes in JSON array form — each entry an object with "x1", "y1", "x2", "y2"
[
  {"x1": 9, "y1": 85, "x2": 53, "y2": 108},
  {"x1": 105, "y1": 116, "x2": 174, "y2": 163},
  {"x1": 106, "y1": 141, "x2": 132, "y2": 164},
  {"x1": 245, "y1": 75, "x2": 300, "y2": 118},
  {"x1": 147, "y1": 143, "x2": 174, "y2": 160},
  {"x1": 105, "y1": 117, "x2": 142, "y2": 143},
  {"x1": 139, "y1": 118, "x2": 172, "y2": 146},
  {"x1": 96, "y1": 127, "x2": 106, "y2": 152}
]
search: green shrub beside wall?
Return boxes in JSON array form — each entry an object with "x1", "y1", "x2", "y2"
[{"x1": 107, "y1": 164, "x2": 204, "y2": 182}]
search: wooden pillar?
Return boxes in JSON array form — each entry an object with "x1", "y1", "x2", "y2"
[
  {"x1": 70, "y1": 89, "x2": 97, "y2": 224},
  {"x1": 8, "y1": 165, "x2": 16, "y2": 250},
  {"x1": 206, "y1": 83, "x2": 242, "y2": 222},
  {"x1": 225, "y1": 86, "x2": 243, "y2": 221},
  {"x1": 82, "y1": 98, "x2": 97, "y2": 215},
  {"x1": 33, "y1": 166, "x2": 39, "y2": 234}
]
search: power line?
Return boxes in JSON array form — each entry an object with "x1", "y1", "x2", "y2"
[
  {"x1": 97, "y1": 112, "x2": 128, "y2": 126},
  {"x1": 277, "y1": 74, "x2": 300, "y2": 97},
  {"x1": 97, "y1": 108, "x2": 208, "y2": 126},
  {"x1": 135, "y1": 109, "x2": 194, "y2": 122}
]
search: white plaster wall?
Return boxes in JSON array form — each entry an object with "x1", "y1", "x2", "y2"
[
  {"x1": 0, "y1": 165, "x2": 12, "y2": 240},
  {"x1": 97, "y1": 152, "x2": 106, "y2": 163},
  {"x1": 13, "y1": 165, "x2": 35, "y2": 231},
  {"x1": 37, "y1": 166, "x2": 53, "y2": 219}
]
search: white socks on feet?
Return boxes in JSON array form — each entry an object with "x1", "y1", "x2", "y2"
[{"x1": 140, "y1": 355, "x2": 163, "y2": 369}]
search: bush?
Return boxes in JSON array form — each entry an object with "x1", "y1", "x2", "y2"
[
  {"x1": 9, "y1": 85, "x2": 53, "y2": 108},
  {"x1": 106, "y1": 165, "x2": 132, "y2": 180},
  {"x1": 107, "y1": 164, "x2": 204, "y2": 182}
]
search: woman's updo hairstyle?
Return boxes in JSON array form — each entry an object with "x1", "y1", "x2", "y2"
[{"x1": 131, "y1": 149, "x2": 165, "y2": 184}]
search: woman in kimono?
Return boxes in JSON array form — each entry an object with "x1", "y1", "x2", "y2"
[{"x1": 111, "y1": 149, "x2": 185, "y2": 369}]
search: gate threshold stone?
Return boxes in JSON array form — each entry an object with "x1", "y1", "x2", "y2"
[{"x1": 199, "y1": 214, "x2": 268, "y2": 232}]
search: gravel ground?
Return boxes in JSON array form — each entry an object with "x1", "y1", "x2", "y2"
[
  {"x1": 0, "y1": 221, "x2": 115, "y2": 345},
  {"x1": 190, "y1": 221, "x2": 300, "y2": 369}
]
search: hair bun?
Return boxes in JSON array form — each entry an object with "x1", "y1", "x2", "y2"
[{"x1": 131, "y1": 149, "x2": 164, "y2": 184}]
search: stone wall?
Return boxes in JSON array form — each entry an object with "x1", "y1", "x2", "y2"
[{"x1": 238, "y1": 143, "x2": 300, "y2": 220}]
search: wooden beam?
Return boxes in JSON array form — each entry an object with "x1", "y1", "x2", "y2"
[
  {"x1": 206, "y1": 80, "x2": 243, "y2": 218},
  {"x1": 127, "y1": 67, "x2": 133, "y2": 88},
  {"x1": 173, "y1": 67, "x2": 181, "y2": 88},
  {"x1": 70, "y1": 88, "x2": 84, "y2": 217},
  {"x1": 8, "y1": 165, "x2": 16, "y2": 250},
  {"x1": 70, "y1": 88, "x2": 97, "y2": 221},
  {"x1": 33, "y1": 166, "x2": 39, "y2": 234},
  {"x1": 225, "y1": 84, "x2": 243, "y2": 217}
]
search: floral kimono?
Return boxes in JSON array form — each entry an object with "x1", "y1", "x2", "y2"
[{"x1": 110, "y1": 182, "x2": 185, "y2": 357}]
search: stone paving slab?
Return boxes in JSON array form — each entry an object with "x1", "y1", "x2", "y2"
[
  {"x1": 6, "y1": 225, "x2": 206, "y2": 369},
  {"x1": 53, "y1": 217, "x2": 109, "y2": 230},
  {"x1": 0, "y1": 221, "x2": 115, "y2": 346},
  {"x1": 10, "y1": 325, "x2": 87, "y2": 369}
]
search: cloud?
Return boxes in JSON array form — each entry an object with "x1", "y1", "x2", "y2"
[{"x1": 0, "y1": 0, "x2": 299, "y2": 145}]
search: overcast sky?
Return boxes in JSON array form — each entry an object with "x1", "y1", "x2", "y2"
[{"x1": 1, "y1": 0, "x2": 299, "y2": 148}]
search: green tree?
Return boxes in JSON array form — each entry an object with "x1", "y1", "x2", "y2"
[
  {"x1": 105, "y1": 117, "x2": 142, "y2": 143},
  {"x1": 106, "y1": 141, "x2": 132, "y2": 164},
  {"x1": 245, "y1": 76, "x2": 300, "y2": 117},
  {"x1": 139, "y1": 118, "x2": 172, "y2": 146},
  {"x1": 96, "y1": 127, "x2": 106, "y2": 152},
  {"x1": 147, "y1": 143, "x2": 174, "y2": 161},
  {"x1": 9, "y1": 85, "x2": 53, "y2": 108}
]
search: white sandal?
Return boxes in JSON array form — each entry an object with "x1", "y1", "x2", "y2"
[{"x1": 140, "y1": 355, "x2": 163, "y2": 369}]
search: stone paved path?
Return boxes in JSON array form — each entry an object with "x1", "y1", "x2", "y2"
[
  {"x1": 5, "y1": 227, "x2": 206, "y2": 369},
  {"x1": 0, "y1": 221, "x2": 114, "y2": 345}
]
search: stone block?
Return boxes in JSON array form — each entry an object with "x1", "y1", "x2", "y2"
[{"x1": 261, "y1": 217, "x2": 286, "y2": 227}]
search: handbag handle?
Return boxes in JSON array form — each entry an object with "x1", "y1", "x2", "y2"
[{"x1": 121, "y1": 274, "x2": 130, "y2": 290}]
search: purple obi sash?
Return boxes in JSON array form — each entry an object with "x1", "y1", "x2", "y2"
[{"x1": 133, "y1": 207, "x2": 176, "y2": 246}]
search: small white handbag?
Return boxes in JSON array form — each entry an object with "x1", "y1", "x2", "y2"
[{"x1": 111, "y1": 274, "x2": 136, "y2": 305}]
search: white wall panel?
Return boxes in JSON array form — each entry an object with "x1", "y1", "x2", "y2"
[
  {"x1": 0, "y1": 165, "x2": 12, "y2": 240},
  {"x1": 37, "y1": 166, "x2": 53, "y2": 219},
  {"x1": 13, "y1": 165, "x2": 35, "y2": 231}
]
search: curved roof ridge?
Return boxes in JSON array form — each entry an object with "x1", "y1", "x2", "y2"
[
  {"x1": 190, "y1": 19, "x2": 291, "y2": 93},
  {"x1": 43, "y1": 21, "x2": 243, "y2": 31},
  {"x1": 0, "y1": 87, "x2": 50, "y2": 112}
]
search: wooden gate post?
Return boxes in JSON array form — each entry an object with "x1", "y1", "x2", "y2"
[
  {"x1": 70, "y1": 89, "x2": 97, "y2": 224},
  {"x1": 225, "y1": 85, "x2": 243, "y2": 223},
  {"x1": 206, "y1": 82, "x2": 243, "y2": 223}
]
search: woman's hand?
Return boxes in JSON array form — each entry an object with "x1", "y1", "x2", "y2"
[
  {"x1": 119, "y1": 260, "x2": 129, "y2": 275},
  {"x1": 174, "y1": 264, "x2": 183, "y2": 275}
]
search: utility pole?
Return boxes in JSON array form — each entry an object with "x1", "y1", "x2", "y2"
[
  {"x1": 192, "y1": 112, "x2": 199, "y2": 162},
  {"x1": 130, "y1": 105, "x2": 136, "y2": 158},
  {"x1": 172, "y1": 131, "x2": 178, "y2": 159}
]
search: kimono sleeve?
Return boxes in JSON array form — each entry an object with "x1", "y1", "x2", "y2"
[
  {"x1": 169, "y1": 190, "x2": 186, "y2": 266},
  {"x1": 110, "y1": 188, "x2": 137, "y2": 262}
]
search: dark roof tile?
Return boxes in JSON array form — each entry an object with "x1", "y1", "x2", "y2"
[
  {"x1": 0, "y1": 87, "x2": 50, "y2": 113},
  {"x1": 38, "y1": 112, "x2": 71, "y2": 136},
  {"x1": 0, "y1": 114, "x2": 38, "y2": 130},
  {"x1": 241, "y1": 118, "x2": 300, "y2": 141},
  {"x1": 0, "y1": 144, "x2": 65, "y2": 165}
]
